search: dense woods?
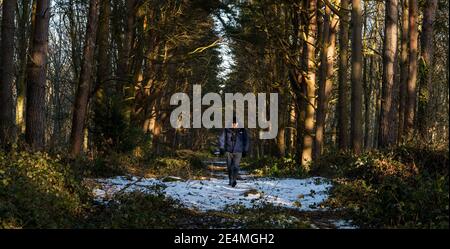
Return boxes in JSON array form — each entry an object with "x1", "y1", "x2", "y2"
[
  {"x1": 0, "y1": 0, "x2": 448, "y2": 156},
  {"x1": 0, "y1": 0, "x2": 448, "y2": 229}
]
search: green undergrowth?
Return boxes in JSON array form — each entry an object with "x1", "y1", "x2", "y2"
[
  {"x1": 0, "y1": 151, "x2": 90, "y2": 228},
  {"x1": 72, "y1": 149, "x2": 209, "y2": 179},
  {"x1": 1, "y1": 144, "x2": 447, "y2": 229},
  {"x1": 242, "y1": 145, "x2": 448, "y2": 228},
  {"x1": 311, "y1": 145, "x2": 449, "y2": 228},
  {"x1": 243, "y1": 154, "x2": 308, "y2": 178},
  {"x1": 86, "y1": 192, "x2": 316, "y2": 229},
  {"x1": 1, "y1": 150, "x2": 316, "y2": 228}
]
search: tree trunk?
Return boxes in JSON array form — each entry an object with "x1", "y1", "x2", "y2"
[
  {"x1": 92, "y1": 0, "x2": 111, "y2": 116},
  {"x1": 398, "y1": 0, "x2": 409, "y2": 141},
  {"x1": 337, "y1": 0, "x2": 350, "y2": 150},
  {"x1": 315, "y1": 4, "x2": 331, "y2": 160},
  {"x1": 95, "y1": 0, "x2": 111, "y2": 94},
  {"x1": 25, "y1": 0, "x2": 50, "y2": 151},
  {"x1": 0, "y1": 0, "x2": 17, "y2": 149},
  {"x1": 404, "y1": 0, "x2": 418, "y2": 137},
  {"x1": 117, "y1": 0, "x2": 136, "y2": 103},
  {"x1": 276, "y1": 73, "x2": 287, "y2": 157},
  {"x1": 365, "y1": 56, "x2": 374, "y2": 148},
  {"x1": 362, "y1": 0, "x2": 370, "y2": 149},
  {"x1": 379, "y1": 0, "x2": 399, "y2": 148},
  {"x1": 315, "y1": 2, "x2": 338, "y2": 159},
  {"x1": 301, "y1": 0, "x2": 318, "y2": 167},
  {"x1": 16, "y1": 0, "x2": 32, "y2": 135},
  {"x1": 70, "y1": 0, "x2": 100, "y2": 157},
  {"x1": 417, "y1": 0, "x2": 438, "y2": 138},
  {"x1": 68, "y1": 0, "x2": 81, "y2": 82},
  {"x1": 350, "y1": 0, "x2": 363, "y2": 154}
]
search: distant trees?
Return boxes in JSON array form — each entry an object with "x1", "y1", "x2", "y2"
[
  {"x1": 216, "y1": 0, "x2": 448, "y2": 165},
  {"x1": 0, "y1": 0, "x2": 448, "y2": 166}
]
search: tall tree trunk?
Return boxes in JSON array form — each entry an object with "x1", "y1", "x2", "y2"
[
  {"x1": 0, "y1": 0, "x2": 17, "y2": 149},
  {"x1": 129, "y1": 12, "x2": 146, "y2": 124},
  {"x1": 350, "y1": 0, "x2": 363, "y2": 154},
  {"x1": 16, "y1": 0, "x2": 32, "y2": 135},
  {"x1": 95, "y1": 0, "x2": 111, "y2": 94},
  {"x1": 404, "y1": 0, "x2": 418, "y2": 137},
  {"x1": 91, "y1": 0, "x2": 112, "y2": 153},
  {"x1": 117, "y1": 0, "x2": 136, "y2": 106},
  {"x1": 379, "y1": 0, "x2": 399, "y2": 148},
  {"x1": 70, "y1": 0, "x2": 100, "y2": 157},
  {"x1": 288, "y1": 2, "x2": 304, "y2": 161},
  {"x1": 372, "y1": 1, "x2": 384, "y2": 148},
  {"x1": 337, "y1": 0, "x2": 350, "y2": 150},
  {"x1": 301, "y1": 0, "x2": 318, "y2": 167},
  {"x1": 365, "y1": 56, "x2": 374, "y2": 148},
  {"x1": 315, "y1": 4, "x2": 330, "y2": 160},
  {"x1": 25, "y1": 0, "x2": 50, "y2": 151},
  {"x1": 398, "y1": 0, "x2": 409, "y2": 141},
  {"x1": 417, "y1": 0, "x2": 438, "y2": 138},
  {"x1": 276, "y1": 57, "x2": 287, "y2": 158},
  {"x1": 315, "y1": 2, "x2": 339, "y2": 159},
  {"x1": 362, "y1": 0, "x2": 370, "y2": 149},
  {"x1": 68, "y1": 0, "x2": 81, "y2": 82}
]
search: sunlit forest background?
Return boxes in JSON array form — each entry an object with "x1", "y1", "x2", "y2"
[{"x1": 0, "y1": 0, "x2": 448, "y2": 229}]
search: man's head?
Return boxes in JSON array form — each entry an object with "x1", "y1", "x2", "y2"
[{"x1": 232, "y1": 114, "x2": 238, "y2": 129}]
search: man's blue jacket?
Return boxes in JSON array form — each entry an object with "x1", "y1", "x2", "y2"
[{"x1": 218, "y1": 128, "x2": 250, "y2": 153}]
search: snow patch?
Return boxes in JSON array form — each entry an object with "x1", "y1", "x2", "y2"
[
  {"x1": 331, "y1": 219, "x2": 358, "y2": 229},
  {"x1": 92, "y1": 176, "x2": 332, "y2": 212}
]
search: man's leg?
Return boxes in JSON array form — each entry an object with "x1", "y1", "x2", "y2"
[
  {"x1": 226, "y1": 152, "x2": 232, "y2": 185},
  {"x1": 231, "y1": 152, "x2": 242, "y2": 187}
]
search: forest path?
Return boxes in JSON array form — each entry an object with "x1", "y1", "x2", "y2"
[
  {"x1": 91, "y1": 158, "x2": 356, "y2": 228},
  {"x1": 201, "y1": 158, "x2": 357, "y2": 229}
]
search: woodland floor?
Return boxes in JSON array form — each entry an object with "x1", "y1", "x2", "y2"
[{"x1": 88, "y1": 158, "x2": 357, "y2": 229}]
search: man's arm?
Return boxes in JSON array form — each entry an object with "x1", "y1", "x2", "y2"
[
  {"x1": 243, "y1": 129, "x2": 250, "y2": 152},
  {"x1": 218, "y1": 129, "x2": 226, "y2": 150}
]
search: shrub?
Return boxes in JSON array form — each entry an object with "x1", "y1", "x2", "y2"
[
  {"x1": 0, "y1": 151, "x2": 90, "y2": 228},
  {"x1": 245, "y1": 155, "x2": 308, "y2": 178},
  {"x1": 92, "y1": 94, "x2": 152, "y2": 154},
  {"x1": 315, "y1": 148, "x2": 449, "y2": 228},
  {"x1": 86, "y1": 191, "x2": 189, "y2": 228},
  {"x1": 147, "y1": 156, "x2": 207, "y2": 179},
  {"x1": 174, "y1": 149, "x2": 206, "y2": 169}
]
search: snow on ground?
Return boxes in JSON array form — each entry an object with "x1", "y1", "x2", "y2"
[
  {"x1": 331, "y1": 219, "x2": 358, "y2": 229},
  {"x1": 92, "y1": 175, "x2": 332, "y2": 212}
]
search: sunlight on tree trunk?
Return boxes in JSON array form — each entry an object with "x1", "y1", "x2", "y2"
[
  {"x1": 350, "y1": 0, "x2": 363, "y2": 154},
  {"x1": 301, "y1": 0, "x2": 318, "y2": 167}
]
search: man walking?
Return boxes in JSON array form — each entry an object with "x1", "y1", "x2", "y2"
[{"x1": 218, "y1": 116, "x2": 250, "y2": 187}]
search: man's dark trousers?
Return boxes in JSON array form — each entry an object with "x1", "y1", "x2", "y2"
[{"x1": 226, "y1": 152, "x2": 242, "y2": 185}]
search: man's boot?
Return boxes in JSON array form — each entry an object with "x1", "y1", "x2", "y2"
[{"x1": 231, "y1": 169, "x2": 237, "y2": 187}]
